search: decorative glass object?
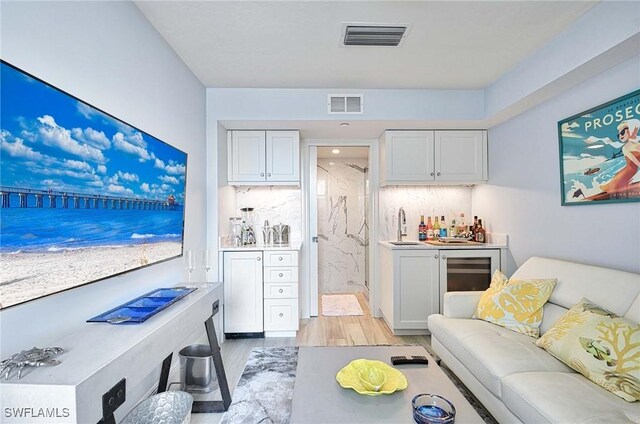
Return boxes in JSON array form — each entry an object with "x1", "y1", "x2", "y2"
[
  {"x1": 412, "y1": 394, "x2": 456, "y2": 424},
  {"x1": 121, "y1": 391, "x2": 193, "y2": 424}
]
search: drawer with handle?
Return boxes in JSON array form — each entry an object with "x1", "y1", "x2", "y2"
[
  {"x1": 264, "y1": 283, "x2": 298, "y2": 299},
  {"x1": 264, "y1": 267, "x2": 297, "y2": 283},
  {"x1": 264, "y1": 251, "x2": 298, "y2": 267},
  {"x1": 264, "y1": 298, "x2": 299, "y2": 331}
]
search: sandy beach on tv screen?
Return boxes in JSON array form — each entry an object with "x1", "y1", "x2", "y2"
[{"x1": 0, "y1": 242, "x2": 182, "y2": 309}]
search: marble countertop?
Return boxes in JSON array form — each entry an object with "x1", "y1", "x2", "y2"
[
  {"x1": 219, "y1": 241, "x2": 302, "y2": 251},
  {"x1": 379, "y1": 233, "x2": 508, "y2": 250}
]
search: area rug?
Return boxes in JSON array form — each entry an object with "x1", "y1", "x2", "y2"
[
  {"x1": 220, "y1": 347, "x2": 298, "y2": 424},
  {"x1": 321, "y1": 294, "x2": 363, "y2": 316}
]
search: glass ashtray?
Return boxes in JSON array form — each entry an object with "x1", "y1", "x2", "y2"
[{"x1": 412, "y1": 393, "x2": 456, "y2": 424}]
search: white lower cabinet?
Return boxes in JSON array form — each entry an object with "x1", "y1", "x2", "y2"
[
  {"x1": 223, "y1": 251, "x2": 264, "y2": 334},
  {"x1": 263, "y1": 251, "x2": 299, "y2": 336},
  {"x1": 222, "y1": 249, "x2": 299, "y2": 337},
  {"x1": 379, "y1": 248, "x2": 440, "y2": 335}
]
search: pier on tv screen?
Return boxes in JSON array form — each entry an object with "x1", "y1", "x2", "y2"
[{"x1": 0, "y1": 61, "x2": 187, "y2": 309}]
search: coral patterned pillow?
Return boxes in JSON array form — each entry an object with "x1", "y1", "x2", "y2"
[
  {"x1": 474, "y1": 270, "x2": 556, "y2": 337},
  {"x1": 536, "y1": 299, "x2": 640, "y2": 402}
]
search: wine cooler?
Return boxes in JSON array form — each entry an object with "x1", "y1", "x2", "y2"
[{"x1": 438, "y1": 249, "x2": 501, "y2": 313}]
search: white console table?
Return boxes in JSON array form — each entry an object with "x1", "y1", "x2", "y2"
[{"x1": 0, "y1": 282, "x2": 229, "y2": 424}]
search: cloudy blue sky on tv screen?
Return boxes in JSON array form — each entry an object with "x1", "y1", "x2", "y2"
[{"x1": 0, "y1": 62, "x2": 187, "y2": 203}]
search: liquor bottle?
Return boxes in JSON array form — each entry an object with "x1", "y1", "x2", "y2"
[
  {"x1": 458, "y1": 213, "x2": 466, "y2": 235},
  {"x1": 426, "y1": 216, "x2": 434, "y2": 241},
  {"x1": 418, "y1": 215, "x2": 427, "y2": 241},
  {"x1": 433, "y1": 216, "x2": 441, "y2": 240},
  {"x1": 440, "y1": 216, "x2": 448, "y2": 238},
  {"x1": 472, "y1": 216, "x2": 478, "y2": 235},
  {"x1": 475, "y1": 219, "x2": 486, "y2": 243},
  {"x1": 449, "y1": 218, "x2": 457, "y2": 237}
]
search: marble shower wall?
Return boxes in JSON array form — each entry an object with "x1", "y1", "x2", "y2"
[
  {"x1": 379, "y1": 186, "x2": 472, "y2": 241},
  {"x1": 317, "y1": 158, "x2": 368, "y2": 294},
  {"x1": 235, "y1": 187, "x2": 302, "y2": 242}
]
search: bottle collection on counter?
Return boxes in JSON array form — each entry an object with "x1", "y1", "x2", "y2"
[{"x1": 416, "y1": 214, "x2": 486, "y2": 243}]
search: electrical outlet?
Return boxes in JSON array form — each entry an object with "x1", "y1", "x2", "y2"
[
  {"x1": 212, "y1": 299, "x2": 219, "y2": 316},
  {"x1": 102, "y1": 378, "x2": 126, "y2": 420}
]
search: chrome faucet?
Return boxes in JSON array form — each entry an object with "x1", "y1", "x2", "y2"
[{"x1": 397, "y1": 207, "x2": 407, "y2": 242}]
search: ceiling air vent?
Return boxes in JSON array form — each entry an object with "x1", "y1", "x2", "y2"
[
  {"x1": 328, "y1": 94, "x2": 363, "y2": 114},
  {"x1": 342, "y1": 24, "x2": 408, "y2": 47}
]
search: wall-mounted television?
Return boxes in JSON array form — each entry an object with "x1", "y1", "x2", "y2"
[{"x1": 0, "y1": 60, "x2": 187, "y2": 309}]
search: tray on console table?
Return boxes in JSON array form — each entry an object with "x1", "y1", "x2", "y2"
[{"x1": 87, "y1": 287, "x2": 197, "y2": 324}]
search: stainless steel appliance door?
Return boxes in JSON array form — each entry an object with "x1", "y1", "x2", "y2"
[{"x1": 438, "y1": 249, "x2": 500, "y2": 313}]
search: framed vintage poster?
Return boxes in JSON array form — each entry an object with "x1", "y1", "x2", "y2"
[{"x1": 558, "y1": 89, "x2": 640, "y2": 205}]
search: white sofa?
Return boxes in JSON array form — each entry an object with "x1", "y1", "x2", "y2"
[{"x1": 428, "y1": 256, "x2": 640, "y2": 424}]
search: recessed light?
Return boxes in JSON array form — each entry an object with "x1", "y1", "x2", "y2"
[
  {"x1": 340, "y1": 122, "x2": 350, "y2": 127},
  {"x1": 329, "y1": 162, "x2": 335, "y2": 166},
  {"x1": 332, "y1": 149, "x2": 340, "y2": 154}
]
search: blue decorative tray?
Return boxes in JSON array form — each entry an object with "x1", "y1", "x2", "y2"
[{"x1": 87, "y1": 287, "x2": 197, "y2": 324}]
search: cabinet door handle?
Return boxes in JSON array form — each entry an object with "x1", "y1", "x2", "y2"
[
  {"x1": 279, "y1": 289, "x2": 284, "y2": 293},
  {"x1": 260, "y1": 173, "x2": 265, "y2": 177},
  {"x1": 434, "y1": 254, "x2": 439, "y2": 259},
  {"x1": 267, "y1": 173, "x2": 272, "y2": 177},
  {"x1": 430, "y1": 172, "x2": 435, "y2": 177},
  {"x1": 442, "y1": 255, "x2": 447, "y2": 260},
  {"x1": 279, "y1": 313, "x2": 284, "y2": 318},
  {"x1": 257, "y1": 257, "x2": 261, "y2": 261},
  {"x1": 437, "y1": 172, "x2": 441, "y2": 176},
  {"x1": 279, "y1": 273, "x2": 283, "y2": 277},
  {"x1": 279, "y1": 256, "x2": 283, "y2": 261}
]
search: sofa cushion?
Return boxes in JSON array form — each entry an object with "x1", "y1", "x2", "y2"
[
  {"x1": 474, "y1": 270, "x2": 556, "y2": 337},
  {"x1": 539, "y1": 302, "x2": 570, "y2": 335},
  {"x1": 536, "y1": 299, "x2": 640, "y2": 402},
  {"x1": 501, "y1": 372, "x2": 640, "y2": 424},
  {"x1": 428, "y1": 314, "x2": 573, "y2": 398}
]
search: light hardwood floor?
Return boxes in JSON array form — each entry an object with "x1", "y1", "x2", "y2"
[{"x1": 191, "y1": 292, "x2": 430, "y2": 423}]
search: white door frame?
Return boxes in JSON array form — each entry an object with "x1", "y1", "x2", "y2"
[{"x1": 301, "y1": 138, "x2": 380, "y2": 318}]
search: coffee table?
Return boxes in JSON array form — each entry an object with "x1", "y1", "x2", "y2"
[{"x1": 290, "y1": 345, "x2": 484, "y2": 423}]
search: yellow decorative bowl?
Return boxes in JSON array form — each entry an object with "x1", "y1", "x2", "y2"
[{"x1": 336, "y1": 359, "x2": 408, "y2": 396}]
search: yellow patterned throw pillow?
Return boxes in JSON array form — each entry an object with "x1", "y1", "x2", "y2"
[
  {"x1": 474, "y1": 270, "x2": 556, "y2": 337},
  {"x1": 536, "y1": 299, "x2": 640, "y2": 402}
]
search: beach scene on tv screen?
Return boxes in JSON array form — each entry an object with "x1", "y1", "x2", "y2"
[{"x1": 0, "y1": 62, "x2": 187, "y2": 309}]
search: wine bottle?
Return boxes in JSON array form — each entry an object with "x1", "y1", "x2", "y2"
[
  {"x1": 475, "y1": 219, "x2": 486, "y2": 243},
  {"x1": 418, "y1": 215, "x2": 427, "y2": 241},
  {"x1": 433, "y1": 216, "x2": 440, "y2": 240},
  {"x1": 440, "y1": 216, "x2": 447, "y2": 238},
  {"x1": 449, "y1": 218, "x2": 457, "y2": 237},
  {"x1": 426, "y1": 216, "x2": 434, "y2": 241},
  {"x1": 458, "y1": 213, "x2": 466, "y2": 235}
]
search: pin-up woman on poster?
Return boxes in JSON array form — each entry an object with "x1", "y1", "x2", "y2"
[{"x1": 600, "y1": 119, "x2": 640, "y2": 194}]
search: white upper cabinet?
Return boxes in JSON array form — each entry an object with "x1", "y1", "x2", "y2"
[
  {"x1": 266, "y1": 131, "x2": 300, "y2": 182},
  {"x1": 228, "y1": 130, "x2": 300, "y2": 185},
  {"x1": 379, "y1": 130, "x2": 487, "y2": 185},
  {"x1": 434, "y1": 130, "x2": 487, "y2": 181},
  {"x1": 381, "y1": 131, "x2": 435, "y2": 183},
  {"x1": 230, "y1": 131, "x2": 266, "y2": 182}
]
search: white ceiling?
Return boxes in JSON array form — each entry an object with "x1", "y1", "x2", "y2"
[{"x1": 135, "y1": 1, "x2": 597, "y2": 89}]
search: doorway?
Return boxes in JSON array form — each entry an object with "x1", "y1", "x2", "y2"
[{"x1": 314, "y1": 146, "x2": 370, "y2": 316}]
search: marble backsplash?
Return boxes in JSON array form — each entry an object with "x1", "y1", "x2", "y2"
[
  {"x1": 317, "y1": 158, "x2": 368, "y2": 294},
  {"x1": 235, "y1": 186, "x2": 303, "y2": 242},
  {"x1": 379, "y1": 186, "x2": 472, "y2": 241}
]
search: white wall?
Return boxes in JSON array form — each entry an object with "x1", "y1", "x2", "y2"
[
  {"x1": 0, "y1": 0, "x2": 206, "y2": 417},
  {"x1": 473, "y1": 55, "x2": 640, "y2": 275}
]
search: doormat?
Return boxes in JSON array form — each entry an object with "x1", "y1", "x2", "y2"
[
  {"x1": 220, "y1": 347, "x2": 298, "y2": 424},
  {"x1": 321, "y1": 294, "x2": 363, "y2": 316}
]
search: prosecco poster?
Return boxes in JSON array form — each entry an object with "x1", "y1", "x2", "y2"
[{"x1": 558, "y1": 89, "x2": 640, "y2": 205}]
